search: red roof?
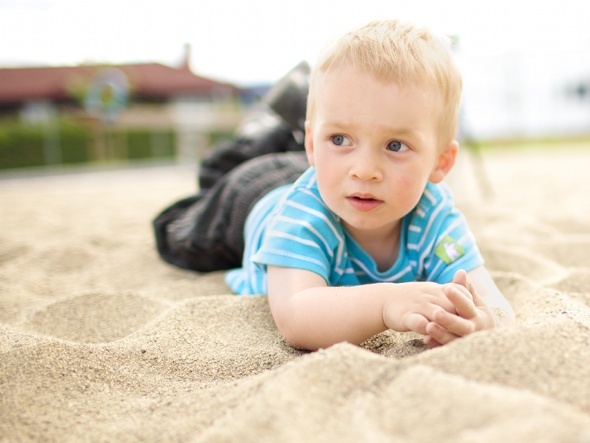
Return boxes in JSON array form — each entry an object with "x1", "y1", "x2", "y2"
[{"x1": 0, "y1": 63, "x2": 240, "y2": 106}]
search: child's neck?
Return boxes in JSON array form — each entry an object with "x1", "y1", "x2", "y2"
[{"x1": 347, "y1": 222, "x2": 401, "y2": 272}]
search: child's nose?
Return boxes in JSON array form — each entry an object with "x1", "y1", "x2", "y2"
[{"x1": 349, "y1": 150, "x2": 383, "y2": 181}]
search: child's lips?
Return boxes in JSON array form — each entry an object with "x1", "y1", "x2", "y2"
[{"x1": 346, "y1": 194, "x2": 383, "y2": 211}]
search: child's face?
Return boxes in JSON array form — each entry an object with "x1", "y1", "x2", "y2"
[{"x1": 305, "y1": 64, "x2": 456, "y2": 242}]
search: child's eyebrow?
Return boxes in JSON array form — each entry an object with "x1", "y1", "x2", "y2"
[
  {"x1": 319, "y1": 120, "x2": 350, "y2": 130},
  {"x1": 322, "y1": 120, "x2": 426, "y2": 141},
  {"x1": 317, "y1": 120, "x2": 425, "y2": 143},
  {"x1": 389, "y1": 127, "x2": 426, "y2": 141}
]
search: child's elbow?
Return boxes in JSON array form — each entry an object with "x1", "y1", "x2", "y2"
[
  {"x1": 271, "y1": 308, "x2": 320, "y2": 351},
  {"x1": 273, "y1": 316, "x2": 316, "y2": 351},
  {"x1": 283, "y1": 333, "x2": 314, "y2": 351}
]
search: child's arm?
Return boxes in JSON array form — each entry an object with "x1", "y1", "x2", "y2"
[
  {"x1": 267, "y1": 265, "x2": 458, "y2": 351},
  {"x1": 424, "y1": 266, "x2": 515, "y2": 347}
]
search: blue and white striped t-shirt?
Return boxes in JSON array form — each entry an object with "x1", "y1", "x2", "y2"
[{"x1": 225, "y1": 167, "x2": 483, "y2": 295}]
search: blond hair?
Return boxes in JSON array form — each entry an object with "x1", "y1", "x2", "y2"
[{"x1": 306, "y1": 20, "x2": 462, "y2": 145}]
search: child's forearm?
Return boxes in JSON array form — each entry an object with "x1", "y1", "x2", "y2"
[
  {"x1": 269, "y1": 280, "x2": 453, "y2": 351},
  {"x1": 272, "y1": 283, "x2": 391, "y2": 350}
]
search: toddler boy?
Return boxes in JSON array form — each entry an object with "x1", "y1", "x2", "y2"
[{"x1": 155, "y1": 19, "x2": 515, "y2": 350}]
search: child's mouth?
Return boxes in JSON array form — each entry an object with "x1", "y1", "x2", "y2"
[{"x1": 347, "y1": 195, "x2": 382, "y2": 211}]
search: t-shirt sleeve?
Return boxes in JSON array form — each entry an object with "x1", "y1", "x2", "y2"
[
  {"x1": 251, "y1": 187, "x2": 342, "y2": 283},
  {"x1": 410, "y1": 185, "x2": 484, "y2": 284}
]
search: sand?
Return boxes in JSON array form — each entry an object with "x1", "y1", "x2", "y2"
[{"x1": 1, "y1": 145, "x2": 590, "y2": 442}]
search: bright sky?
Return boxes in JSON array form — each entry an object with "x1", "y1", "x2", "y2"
[{"x1": 1, "y1": 0, "x2": 590, "y2": 87}]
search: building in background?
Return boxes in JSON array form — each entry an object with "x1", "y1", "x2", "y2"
[{"x1": 0, "y1": 46, "x2": 244, "y2": 166}]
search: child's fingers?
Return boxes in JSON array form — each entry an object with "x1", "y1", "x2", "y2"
[
  {"x1": 425, "y1": 320, "x2": 460, "y2": 345},
  {"x1": 432, "y1": 307, "x2": 476, "y2": 337},
  {"x1": 444, "y1": 284, "x2": 477, "y2": 319},
  {"x1": 401, "y1": 312, "x2": 429, "y2": 335},
  {"x1": 452, "y1": 269, "x2": 468, "y2": 286},
  {"x1": 423, "y1": 335, "x2": 443, "y2": 348},
  {"x1": 452, "y1": 270, "x2": 475, "y2": 300}
]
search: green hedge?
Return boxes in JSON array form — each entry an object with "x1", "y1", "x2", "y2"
[
  {"x1": 58, "y1": 120, "x2": 93, "y2": 164},
  {"x1": 121, "y1": 130, "x2": 176, "y2": 160},
  {"x1": 0, "y1": 120, "x2": 177, "y2": 170},
  {"x1": 0, "y1": 123, "x2": 49, "y2": 169}
]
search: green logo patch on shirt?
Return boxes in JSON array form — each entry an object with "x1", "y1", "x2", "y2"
[{"x1": 435, "y1": 235, "x2": 465, "y2": 264}]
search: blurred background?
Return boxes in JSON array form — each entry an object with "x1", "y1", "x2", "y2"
[{"x1": 1, "y1": 0, "x2": 589, "y2": 171}]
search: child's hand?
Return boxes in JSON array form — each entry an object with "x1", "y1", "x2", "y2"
[
  {"x1": 382, "y1": 282, "x2": 458, "y2": 337},
  {"x1": 423, "y1": 269, "x2": 496, "y2": 348}
]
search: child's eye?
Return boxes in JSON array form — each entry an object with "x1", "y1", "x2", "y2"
[
  {"x1": 386, "y1": 140, "x2": 409, "y2": 152},
  {"x1": 331, "y1": 135, "x2": 351, "y2": 146}
]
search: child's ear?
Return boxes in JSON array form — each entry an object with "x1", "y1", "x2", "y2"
[
  {"x1": 429, "y1": 140, "x2": 459, "y2": 183},
  {"x1": 304, "y1": 120, "x2": 315, "y2": 166}
]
